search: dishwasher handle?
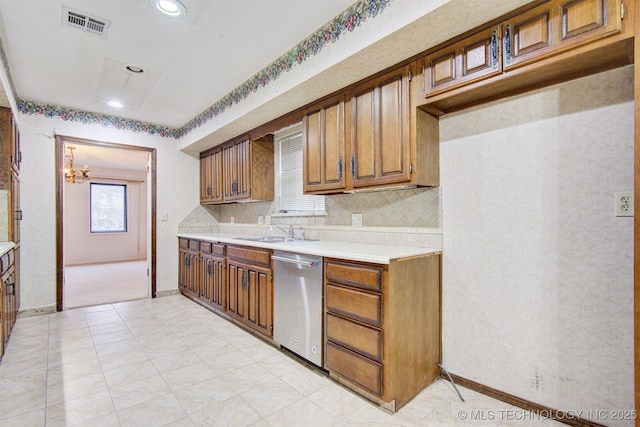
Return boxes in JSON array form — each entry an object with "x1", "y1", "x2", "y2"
[{"x1": 271, "y1": 255, "x2": 317, "y2": 268}]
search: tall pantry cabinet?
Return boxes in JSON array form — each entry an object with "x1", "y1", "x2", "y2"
[{"x1": 0, "y1": 106, "x2": 21, "y2": 357}]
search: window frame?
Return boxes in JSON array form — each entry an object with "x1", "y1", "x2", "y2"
[{"x1": 89, "y1": 182, "x2": 128, "y2": 233}]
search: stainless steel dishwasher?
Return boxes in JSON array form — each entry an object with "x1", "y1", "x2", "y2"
[{"x1": 272, "y1": 250, "x2": 323, "y2": 367}]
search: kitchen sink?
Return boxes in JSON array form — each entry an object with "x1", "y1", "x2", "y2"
[
  {"x1": 234, "y1": 236, "x2": 319, "y2": 243},
  {"x1": 234, "y1": 236, "x2": 290, "y2": 243}
]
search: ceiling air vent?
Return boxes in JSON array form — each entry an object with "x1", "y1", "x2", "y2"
[{"x1": 62, "y1": 7, "x2": 111, "y2": 37}]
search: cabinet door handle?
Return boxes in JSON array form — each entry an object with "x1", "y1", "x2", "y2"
[
  {"x1": 207, "y1": 263, "x2": 213, "y2": 275},
  {"x1": 185, "y1": 257, "x2": 190, "y2": 268},
  {"x1": 351, "y1": 154, "x2": 355, "y2": 179},
  {"x1": 338, "y1": 156, "x2": 343, "y2": 179},
  {"x1": 504, "y1": 24, "x2": 511, "y2": 66},
  {"x1": 490, "y1": 29, "x2": 499, "y2": 70},
  {"x1": 16, "y1": 210, "x2": 22, "y2": 221},
  {"x1": 206, "y1": 185, "x2": 212, "y2": 196},
  {"x1": 231, "y1": 180, "x2": 238, "y2": 194}
]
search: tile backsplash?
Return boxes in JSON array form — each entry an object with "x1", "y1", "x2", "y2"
[
  {"x1": 179, "y1": 186, "x2": 442, "y2": 248},
  {"x1": 200, "y1": 186, "x2": 441, "y2": 228}
]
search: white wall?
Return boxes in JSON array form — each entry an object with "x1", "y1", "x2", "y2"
[
  {"x1": 18, "y1": 114, "x2": 199, "y2": 311},
  {"x1": 64, "y1": 167, "x2": 147, "y2": 265},
  {"x1": 440, "y1": 65, "x2": 634, "y2": 424}
]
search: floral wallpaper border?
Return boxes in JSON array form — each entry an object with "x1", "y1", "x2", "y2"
[{"x1": 5, "y1": 0, "x2": 394, "y2": 139}]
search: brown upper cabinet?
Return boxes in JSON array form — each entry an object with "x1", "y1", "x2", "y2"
[
  {"x1": 419, "y1": 0, "x2": 631, "y2": 114},
  {"x1": 200, "y1": 134, "x2": 274, "y2": 204},
  {"x1": 503, "y1": 0, "x2": 622, "y2": 69},
  {"x1": 303, "y1": 65, "x2": 439, "y2": 194},
  {"x1": 200, "y1": 146, "x2": 223, "y2": 203},
  {"x1": 423, "y1": 26, "x2": 502, "y2": 97},
  {"x1": 303, "y1": 94, "x2": 347, "y2": 193},
  {"x1": 348, "y1": 66, "x2": 412, "y2": 189}
]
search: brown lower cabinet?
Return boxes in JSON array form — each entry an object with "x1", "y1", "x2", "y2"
[
  {"x1": 178, "y1": 238, "x2": 441, "y2": 411},
  {"x1": 178, "y1": 238, "x2": 274, "y2": 339},
  {"x1": 226, "y1": 245, "x2": 273, "y2": 337},
  {"x1": 1, "y1": 248, "x2": 17, "y2": 358},
  {"x1": 324, "y1": 254, "x2": 441, "y2": 412}
]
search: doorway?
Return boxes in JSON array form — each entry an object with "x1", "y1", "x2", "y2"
[{"x1": 55, "y1": 135, "x2": 156, "y2": 311}]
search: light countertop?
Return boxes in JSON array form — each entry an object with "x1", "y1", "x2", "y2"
[
  {"x1": 0, "y1": 241, "x2": 15, "y2": 258},
  {"x1": 178, "y1": 233, "x2": 440, "y2": 264}
]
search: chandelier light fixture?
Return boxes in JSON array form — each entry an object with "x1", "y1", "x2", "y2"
[{"x1": 64, "y1": 146, "x2": 91, "y2": 184}]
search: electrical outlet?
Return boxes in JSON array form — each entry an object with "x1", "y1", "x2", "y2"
[
  {"x1": 352, "y1": 213, "x2": 363, "y2": 227},
  {"x1": 615, "y1": 192, "x2": 633, "y2": 217}
]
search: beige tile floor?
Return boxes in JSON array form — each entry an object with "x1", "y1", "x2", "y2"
[{"x1": 0, "y1": 295, "x2": 565, "y2": 426}]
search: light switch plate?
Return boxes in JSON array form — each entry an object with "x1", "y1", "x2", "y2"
[{"x1": 352, "y1": 213, "x2": 363, "y2": 227}]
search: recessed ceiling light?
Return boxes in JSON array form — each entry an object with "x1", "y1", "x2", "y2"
[
  {"x1": 107, "y1": 100, "x2": 124, "y2": 108},
  {"x1": 125, "y1": 65, "x2": 144, "y2": 74},
  {"x1": 151, "y1": 0, "x2": 187, "y2": 17}
]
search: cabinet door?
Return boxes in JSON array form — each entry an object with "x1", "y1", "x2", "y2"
[
  {"x1": 178, "y1": 248, "x2": 189, "y2": 293},
  {"x1": 178, "y1": 249, "x2": 199, "y2": 297},
  {"x1": 200, "y1": 148, "x2": 223, "y2": 204},
  {"x1": 245, "y1": 264, "x2": 273, "y2": 337},
  {"x1": 11, "y1": 113, "x2": 20, "y2": 173},
  {"x1": 186, "y1": 253, "x2": 199, "y2": 297},
  {"x1": 227, "y1": 261, "x2": 246, "y2": 321},
  {"x1": 424, "y1": 26, "x2": 501, "y2": 97},
  {"x1": 350, "y1": 67, "x2": 412, "y2": 188},
  {"x1": 223, "y1": 138, "x2": 252, "y2": 201},
  {"x1": 201, "y1": 254, "x2": 226, "y2": 311},
  {"x1": 211, "y1": 257, "x2": 226, "y2": 311},
  {"x1": 502, "y1": 0, "x2": 622, "y2": 70},
  {"x1": 199, "y1": 253, "x2": 214, "y2": 304},
  {"x1": 10, "y1": 171, "x2": 19, "y2": 244},
  {"x1": 303, "y1": 98, "x2": 346, "y2": 193}
]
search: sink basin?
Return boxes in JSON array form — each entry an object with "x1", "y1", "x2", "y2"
[{"x1": 234, "y1": 236, "x2": 289, "y2": 243}]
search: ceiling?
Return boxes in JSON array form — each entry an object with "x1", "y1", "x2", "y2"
[{"x1": 0, "y1": 0, "x2": 356, "y2": 129}]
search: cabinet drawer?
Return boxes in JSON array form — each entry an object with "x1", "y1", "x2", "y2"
[
  {"x1": 325, "y1": 261, "x2": 382, "y2": 291},
  {"x1": 227, "y1": 245, "x2": 271, "y2": 267},
  {"x1": 201, "y1": 242, "x2": 225, "y2": 256},
  {"x1": 326, "y1": 284, "x2": 381, "y2": 326},
  {"x1": 326, "y1": 313, "x2": 381, "y2": 362},
  {"x1": 326, "y1": 342, "x2": 381, "y2": 396},
  {"x1": 188, "y1": 239, "x2": 200, "y2": 251},
  {"x1": 179, "y1": 238, "x2": 189, "y2": 249}
]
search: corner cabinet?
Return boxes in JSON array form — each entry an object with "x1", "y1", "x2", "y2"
[
  {"x1": 200, "y1": 134, "x2": 274, "y2": 204},
  {"x1": 302, "y1": 65, "x2": 440, "y2": 194},
  {"x1": 323, "y1": 254, "x2": 441, "y2": 412}
]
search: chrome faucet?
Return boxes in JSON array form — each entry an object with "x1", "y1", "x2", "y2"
[{"x1": 270, "y1": 223, "x2": 294, "y2": 240}]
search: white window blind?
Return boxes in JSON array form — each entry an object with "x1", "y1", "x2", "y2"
[{"x1": 278, "y1": 132, "x2": 325, "y2": 212}]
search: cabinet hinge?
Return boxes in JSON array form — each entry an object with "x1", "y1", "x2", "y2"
[
  {"x1": 409, "y1": 162, "x2": 413, "y2": 174},
  {"x1": 621, "y1": 2, "x2": 625, "y2": 19},
  {"x1": 408, "y1": 70, "x2": 412, "y2": 82}
]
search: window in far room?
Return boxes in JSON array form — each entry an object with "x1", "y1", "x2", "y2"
[
  {"x1": 90, "y1": 182, "x2": 127, "y2": 233},
  {"x1": 275, "y1": 124, "x2": 325, "y2": 215}
]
